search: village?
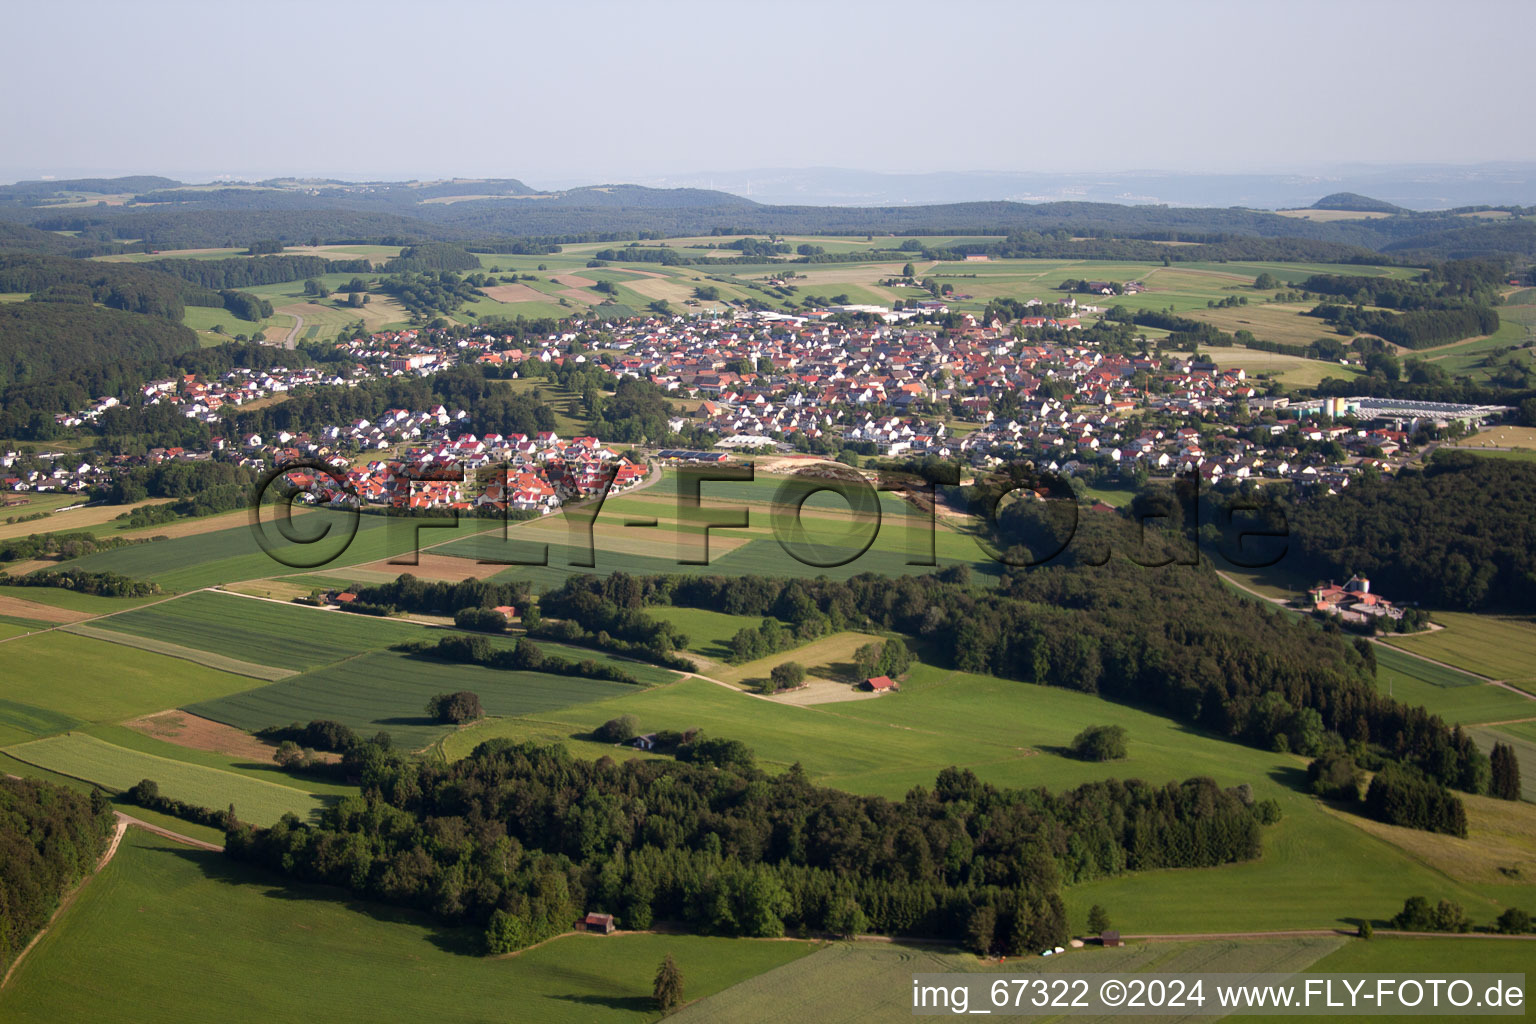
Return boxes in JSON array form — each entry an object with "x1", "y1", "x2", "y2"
[{"x1": 1, "y1": 303, "x2": 1514, "y2": 512}]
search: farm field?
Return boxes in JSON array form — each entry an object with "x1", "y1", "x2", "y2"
[
  {"x1": 420, "y1": 469, "x2": 987, "y2": 588},
  {"x1": 0, "y1": 497, "x2": 172, "y2": 541},
  {"x1": 1382, "y1": 611, "x2": 1536, "y2": 690},
  {"x1": 0, "y1": 830, "x2": 818, "y2": 1024},
  {"x1": 1454, "y1": 424, "x2": 1536, "y2": 452},
  {"x1": 1395, "y1": 621, "x2": 1530, "y2": 684},
  {"x1": 1207, "y1": 347, "x2": 1362, "y2": 389},
  {"x1": 672, "y1": 937, "x2": 1346, "y2": 1023},
  {"x1": 0, "y1": 631, "x2": 266, "y2": 739},
  {"x1": 0, "y1": 585, "x2": 168, "y2": 615},
  {"x1": 61, "y1": 622, "x2": 297, "y2": 680},
  {"x1": 186, "y1": 648, "x2": 644, "y2": 751},
  {"x1": 50, "y1": 508, "x2": 503, "y2": 592},
  {"x1": 88, "y1": 590, "x2": 426, "y2": 672},
  {"x1": 1186, "y1": 300, "x2": 1344, "y2": 347},
  {"x1": 0, "y1": 751, "x2": 228, "y2": 847},
  {"x1": 2, "y1": 732, "x2": 329, "y2": 825},
  {"x1": 1316, "y1": 790, "x2": 1536, "y2": 888},
  {"x1": 1304, "y1": 934, "x2": 1536, "y2": 973},
  {"x1": 84, "y1": 722, "x2": 358, "y2": 799}
]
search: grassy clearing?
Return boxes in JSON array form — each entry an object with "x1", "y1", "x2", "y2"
[
  {"x1": 709, "y1": 630, "x2": 887, "y2": 687},
  {"x1": 0, "y1": 632, "x2": 265, "y2": 736},
  {"x1": 643, "y1": 606, "x2": 793, "y2": 660},
  {"x1": 1382, "y1": 611, "x2": 1536, "y2": 688},
  {"x1": 2, "y1": 733, "x2": 328, "y2": 825},
  {"x1": 0, "y1": 829, "x2": 818, "y2": 1024},
  {"x1": 187, "y1": 649, "x2": 640, "y2": 751},
  {"x1": 87, "y1": 590, "x2": 425, "y2": 671}
]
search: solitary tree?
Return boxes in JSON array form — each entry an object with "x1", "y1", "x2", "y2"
[
  {"x1": 1086, "y1": 904, "x2": 1111, "y2": 935},
  {"x1": 654, "y1": 954, "x2": 684, "y2": 1014},
  {"x1": 769, "y1": 661, "x2": 806, "y2": 691}
]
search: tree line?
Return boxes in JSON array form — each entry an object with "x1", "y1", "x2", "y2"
[
  {"x1": 143, "y1": 254, "x2": 373, "y2": 290},
  {"x1": 395, "y1": 632, "x2": 645, "y2": 685}
]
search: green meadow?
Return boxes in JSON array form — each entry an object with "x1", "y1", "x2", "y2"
[
  {"x1": 0, "y1": 830, "x2": 818, "y2": 1024},
  {"x1": 0, "y1": 631, "x2": 262, "y2": 737},
  {"x1": 187, "y1": 648, "x2": 645, "y2": 751}
]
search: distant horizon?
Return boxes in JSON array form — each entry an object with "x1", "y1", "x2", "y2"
[{"x1": 5, "y1": 161, "x2": 1536, "y2": 212}]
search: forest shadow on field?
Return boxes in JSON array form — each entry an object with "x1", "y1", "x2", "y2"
[
  {"x1": 378, "y1": 715, "x2": 436, "y2": 727},
  {"x1": 160, "y1": 844, "x2": 485, "y2": 957},
  {"x1": 549, "y1": 993, "x2": 655, "y2": 1013},
  {"x1": 1266, "y1": 764, "x2": 1310, "y2": 791}
]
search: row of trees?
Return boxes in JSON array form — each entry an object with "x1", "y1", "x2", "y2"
[
  {"x1": 399, "y1": 633, "x2": 644, "y2": 685},
  {"x1": 0, "y1": 568, "x2": 161, "y2": 598},
  {"x1": 225, "y1": 740, "x2": 1274, "y2": 955},
  {"x1": 350, "y1": 573, "x2": 530, "y2": 618}
]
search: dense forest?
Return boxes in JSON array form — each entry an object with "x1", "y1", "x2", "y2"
[
  {"x1": 0, "y1": 777, "x2": 115, "y2": 978},
  {"x1": 227, "y1": 739, "x2": 1273, "y2": 954},
  {"x1": 0, "y1": 253, "x2": 221, "y2": 321},
  {"x1": 1302, "y1": 261, "x2": 1504, "y2": 348},
  {"x1": 0, "y1": 302, "x2": 197, "y2": 388},
  {"x1": 1283, "y1": 452, "x2": 1536, "y2": 612},
  {"x1": 143, "y1": 254, "x2": 373, "y2": 289}
]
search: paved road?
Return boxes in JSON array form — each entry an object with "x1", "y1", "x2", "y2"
[{"x1": 281, "y1": 311, "x2": 304, "y2": 349}]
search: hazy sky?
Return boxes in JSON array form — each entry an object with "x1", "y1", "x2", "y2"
[{"x1": 4, "y1": 0, "x2": 1532, "y2": 186}]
